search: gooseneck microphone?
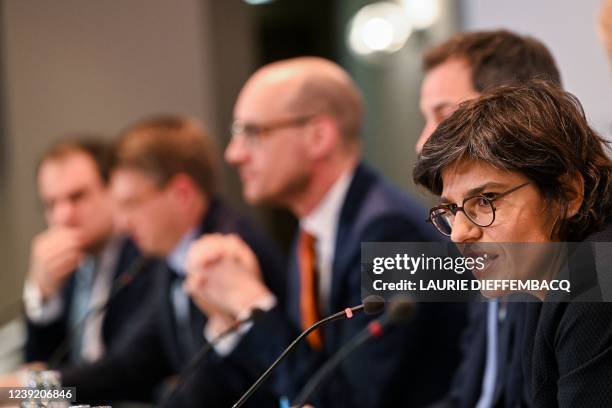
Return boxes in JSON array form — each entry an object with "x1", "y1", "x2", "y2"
[
  {"x1": 48, "y1": 257, "x2": 147, "y2": 367},
  {"x1": 159, "y1": 307, "x2": 266, "y2": 408},
  {"x1": 292, "y1": 297, "x2": 416, "y2": 408},
  {"x1": 232, "y1": 295, "x2": 385, "y2": 408}
]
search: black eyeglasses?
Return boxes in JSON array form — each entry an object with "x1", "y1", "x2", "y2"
[
  {"x1": 230, "y1": 115, "x2": 315, "y2": 146},
  {"x1": 427, "y1": 182, "x2": 530, "y2": 236}
]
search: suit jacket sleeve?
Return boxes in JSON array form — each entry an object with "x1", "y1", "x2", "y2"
[
  {"x1": 25, "y1": 318, "x2": 69, "y2": 363},
  {"x1": 326, "y1": 214, "x2": 467, "y2": 408},
  {"x1": 25, "y1": 280, "x2": 73, "y2": 363},
  {"x1": 59, "y1": 286, "x2": 173, "y2": 404},
  {"x1": 540, "y1": 303, "x2": 612, "y2": 407}
]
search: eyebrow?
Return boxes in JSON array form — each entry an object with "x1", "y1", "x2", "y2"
[{"x1": 440, "y1": 181, "x2": 510, "y2": 203}]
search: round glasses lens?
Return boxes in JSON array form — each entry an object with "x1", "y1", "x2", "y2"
[
  {"x1": 463, "y1": 196, "x2": 495, "y2": 227},
  {"x1": 431, "y1": 208, "x2": 453, "y2": 236}
]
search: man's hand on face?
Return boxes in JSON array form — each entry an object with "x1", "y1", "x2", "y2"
[
  {"x1": 28, "y1": 227, "x2": 84, "y2": 300},
  {"x1": 185, "y1": 234, "x2": 272, "y2": 324}
]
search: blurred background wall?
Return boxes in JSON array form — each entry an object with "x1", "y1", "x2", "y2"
[
  {"x1": 0, "y1": 0, "x2": 263, "y2": 326},
  {"x1": 0, "y1": 0, "x2": 610, "y2": 339},
  {"x1": 462, "y1": 0, "x2": 612, "y2": 142}
]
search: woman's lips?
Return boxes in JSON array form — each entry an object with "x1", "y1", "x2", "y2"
[{"x1": 471, "y1": 252, "x2": 499, "y2": 279}]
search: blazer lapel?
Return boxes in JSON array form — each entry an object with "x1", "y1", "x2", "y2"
[
  {"x1": 330, "y1": 163, "x2": 376, "y2": 310},
  {"x1": 287, "y1": 239, "x2": 303, "y2": 329}
]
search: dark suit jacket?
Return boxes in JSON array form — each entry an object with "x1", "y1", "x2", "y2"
[
  {"x1": 522, "y1": 223, "x2": 612, "y2": 407},
  {"x1": 59, "y1": 200, "x2": 286, "y2": 407},
  {"x1": 25, "y1": 237, "x2": 155, "y2": 365},
  {"x1": 227, "y1": 164, "x2": 468, "y2": 407},
  {"x1": 430, "y1": 300, "x2": 531, "y2": 408}
]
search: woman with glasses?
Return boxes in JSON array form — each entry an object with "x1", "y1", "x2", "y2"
[{"x1": 414, "y1": 80, "x2": 612, "y2": 407}]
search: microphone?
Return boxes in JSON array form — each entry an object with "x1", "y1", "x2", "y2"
[
  {"x1": 159, "y1": 307, "x2": 266, "y2": 408},
  {"x1": 48, "y1": 256, "x2": 148, "y2": 367},
  {"x1": 292, "y1": 297, "x2": 416, "y2": 408},
  {"x1": 232, "y1": 295, "x2": 385, "y2": 408}
]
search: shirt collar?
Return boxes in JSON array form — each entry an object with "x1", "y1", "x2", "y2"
[
  {"x1": 167, "y1": 227, "x2": 200, "y2": 276},
  {"x1": 300, "y1": 168, "x2": 354, "y2": 240}
]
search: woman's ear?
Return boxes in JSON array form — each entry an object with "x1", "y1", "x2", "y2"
[{"x1": 560, "y1": 172, "x2": 585, "y2": 218}]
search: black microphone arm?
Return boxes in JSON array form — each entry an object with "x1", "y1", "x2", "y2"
[
  {"x1": 292, "y1": 297, "x2": 417, "y2": 408},
  {"x1": 232, "y1": 295, "x2": 385, "y2": 408},
  {"x1": 48, "y1": 256, "x2": 147, "y2": 367},
  {"x1": 159, "y1": 307, "x2": 266, "y2": 408}
]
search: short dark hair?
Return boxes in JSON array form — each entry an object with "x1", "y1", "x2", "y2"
[
  {"x1": 113, "y1": 115, "x2": 218, "y2": 196},
  {"x1": 413, "y1": 80, "x2": 612, "y2": 241},
  {"x1": 423, "y1": 30, "x2": 562, "y2": 91},
  {"x1": 38, "y1": 137, "x2": 113, "y2": 184}
]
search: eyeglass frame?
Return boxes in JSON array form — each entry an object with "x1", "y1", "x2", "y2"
[
  {"x1": 426, "y1": 181, "x2": 531, "y2": 236},
  {"x1": 230, "y1": 114, "x2": 317, "y2": 145}
]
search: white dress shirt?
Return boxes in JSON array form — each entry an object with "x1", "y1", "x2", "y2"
[{"x1": 300, "y1": 168, "x2": 354, "y2": 314}]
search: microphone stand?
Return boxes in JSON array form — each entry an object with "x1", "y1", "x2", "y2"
[
  {"x1": 292, "y1": 298, "x2": 416, "y2": 407},
  {"x1": 232, "y1": 296, "x2": 385, "y2": 408}
]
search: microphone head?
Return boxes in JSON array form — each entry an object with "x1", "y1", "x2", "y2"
[
  {"x1": 387, "y1": 296, "x2": 417, "y2": 322},
  {"x1": 362, "y1": 295, "x2": 385, "y2": 315}
]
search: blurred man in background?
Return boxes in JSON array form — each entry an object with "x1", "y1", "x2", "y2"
[
  {"x1": 417, "y1": 30, "x2": 561, "y2": 408},
  {"x1": 56, "y1": 115, "x2": 285, "y2": 407},
  {"x1": 24, "y1": 139, "x2": 154, "y2": 364},
  {"x1": 599, "y1": 0, "x2": 612, "y2": 64},
  {"x1": 185, "y1": 56, "x2": 467, "y2": 407},
  {"x1": 417, "y1": 30, "x2": 561, "y2": 153}
]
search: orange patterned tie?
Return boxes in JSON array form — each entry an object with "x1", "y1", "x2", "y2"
[{"x1": 299, "y1": 229, "x2": 323, "y2": 350}]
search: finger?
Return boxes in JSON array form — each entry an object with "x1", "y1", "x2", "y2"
[
  {"x1": 186, "y1": 236, "x2": 230, "y2": 268},
  {"x1": 226, "y1": 235, "x2": 259, "y2": 265},
  {"x1": 187, "y1": 234, "x2": 247, "y2": 270},
  {"x1": 46, "y1": 252, "x2": 82, "y2": 279},
  {"x1": 44, "y1": 246, "x2": 83, "y2": 271},
  {"x1": 47, "y1": 227, "x2": 83, "y2": 246},
  {"x1": 184, "y1": 272, "x2": 208, "y2": 295},
  {"x1": 186, "y1": 247, "x2": 224, "y2": 274},
  {"x1": 37, "y1": 234, "x2": 82, "y2": 261}
]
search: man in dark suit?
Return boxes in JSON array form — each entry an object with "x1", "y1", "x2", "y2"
[
  {"x1": 417, "y1": 30, "x2": 561, "y2": 408},
  {"x1": 185, "y1": 57, "x2": 467, "y2": 407},
  {"x1": 54, "y1": 116, "x2": 286, "y2": 406},
  {"x1": 24, "y1": 139, "x2": 155, "y2": 364}
]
